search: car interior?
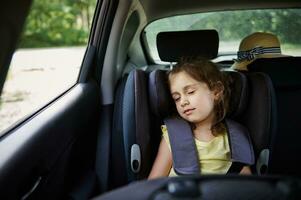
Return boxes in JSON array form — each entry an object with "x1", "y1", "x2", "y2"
[{"x1": 0, "y1": 0, "x2": 301, "y2": 199}]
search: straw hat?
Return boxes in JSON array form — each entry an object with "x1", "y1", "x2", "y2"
[{"x1": 231, "y1": 32, "x2": 286, "y2": 71}]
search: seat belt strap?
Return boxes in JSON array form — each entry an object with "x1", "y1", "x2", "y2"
[{"x1": 164, "y1": 117, "x2": 200, "y2": 175}]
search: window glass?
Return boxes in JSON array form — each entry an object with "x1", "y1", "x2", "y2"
[
  {"x1": 0, "y1": 0, "x2": 97, "y2": 134},
  {"x1": 144, "y1": 9, "x2": 301, "y2": 63}
]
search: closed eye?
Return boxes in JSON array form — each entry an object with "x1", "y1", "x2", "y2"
[
  {"x1": 174, "y1": 97, "x2": 180, "y2": 102},
  {"x1": 172, "y1": 94, "x2": 180, "y2": 102},
  {"x1": 187, "y1": 90, "x2": 195, "y2": 95}
]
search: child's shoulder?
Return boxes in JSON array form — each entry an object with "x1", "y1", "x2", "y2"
[
  {"x1": 161, "y1": 125, "x2": 167, "y2": 132},
  {"x1": 161, "y1": 125, "x2": 169, "y2": 139}
]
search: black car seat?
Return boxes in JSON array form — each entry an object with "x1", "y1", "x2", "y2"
[
  {"x1": 153, "y1": 30, "x2": 276, "y2": 175},
  {"x1": 109, "y1": 30, "x2": 221, "y2": 189},
  {"x1": 247, "y1": 57, "x2": 301, "y2": 176},
  {"x1": 236, "y1": 71, "x2": 277, "y2": 174},
  {"x1": 109, "y1": 70, "x2": 161, "y2": 190},
  {"x1": 148, "y1": 69, "x2": 275, "y2": 174}
]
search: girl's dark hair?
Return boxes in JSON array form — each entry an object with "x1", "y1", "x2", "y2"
[{"x1": 168, "y1": 57, "x2": 231, "y2": 136}]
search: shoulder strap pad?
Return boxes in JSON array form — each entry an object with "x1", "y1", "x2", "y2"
[
  {"x1": 226, "y1": 119, "x2": 255, "y2": 165},
  {"x1": 164, "y1": 118, "x2": 200, "y2": 175}
]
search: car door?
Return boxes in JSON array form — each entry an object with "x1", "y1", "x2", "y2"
[{"x1": 0, "y1": 0, "x2": 117, "y2": 199}]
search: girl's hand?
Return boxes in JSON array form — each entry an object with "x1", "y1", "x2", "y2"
[
  {"x1": 240, "y1": 166, "x2": 252, "y2": 175},
  {"x1": 148, "y1": 138, "x2": 172, "y2": 179}
]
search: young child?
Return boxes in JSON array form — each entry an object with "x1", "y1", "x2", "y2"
[{"x1": 148, "y1": 58, "x2": 253, "y2": 179}]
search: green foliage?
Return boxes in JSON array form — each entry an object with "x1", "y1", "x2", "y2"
[
  {"x1": 19, "y1": 0, "x2": 96, "y2": 48},
  {"x1": 145, "y1": 9, "x2": 301, "y2": 55},
  {"x1": 189, "y1": 9, "x2": 301, "y2": 44}
]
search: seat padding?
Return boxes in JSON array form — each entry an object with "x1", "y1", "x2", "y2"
[{"x1": 110, "y1": 70, "x2": 161, "y2": 189}]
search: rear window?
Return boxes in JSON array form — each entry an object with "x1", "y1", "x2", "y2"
[{"x1": 144, "y1": 9, "x2": 301, "y2": 63}]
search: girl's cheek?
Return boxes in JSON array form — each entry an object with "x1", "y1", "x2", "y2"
[{"x1": 175, "y1": 104, "x2": 179, "y2": 110}]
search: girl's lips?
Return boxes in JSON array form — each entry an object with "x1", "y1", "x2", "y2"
[{"x1": 184, "y1": 108, "x2": 195, "y2": 115}]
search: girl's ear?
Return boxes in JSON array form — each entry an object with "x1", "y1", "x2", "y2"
[{"x1": 213, "y1": 81, "x2": 224, "y2": 100}]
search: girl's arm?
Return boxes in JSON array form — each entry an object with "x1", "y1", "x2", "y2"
[
  {"x1": 240, "y1": 166, "x2": 252, "y2": 175},
  {"x1": 148, "y1": 138, "x2": 172, "y2": 179}
]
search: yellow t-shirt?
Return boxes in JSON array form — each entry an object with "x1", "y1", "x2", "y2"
[{"x1": 161, "y1": 125, "x2": 232, "y2": 176}]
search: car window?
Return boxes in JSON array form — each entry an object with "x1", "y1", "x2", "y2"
[
  {"x1": 0, "y1": 0, "x2": 97, "y2": 135},
  {"x1": 144, "y1": 9, "x2": 301, "y2": 63}
]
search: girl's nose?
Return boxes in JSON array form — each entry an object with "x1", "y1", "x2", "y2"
[{"x1": 180, "y1": 98, "x2": 189, "y2": 107}]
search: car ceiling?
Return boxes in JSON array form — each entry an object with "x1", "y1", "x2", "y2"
[{"x1": 139, "y1": 0, "x2": 301, "y2": 22}]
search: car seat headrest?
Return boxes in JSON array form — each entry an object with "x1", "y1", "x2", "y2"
[
  {"x1": 148, "y1": 70, "x2": 173, "y2": 118},
  {"x1": 156, "y1": 30, "x2": 219, "y2": 62},
  {"x1": 226, "y1": 71, "x2": 249, "y2": 119},
  {"x1": 247, "y1": 57, "x2": 301, "y2": 88},
  {"x1": 148, "y1": 70, "x2": 249, "y2": 120}
]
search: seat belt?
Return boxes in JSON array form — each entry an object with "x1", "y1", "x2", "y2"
[
  {"x1": 164, "y1": 118, "x2": 200, "y2": 175},
  {"x1": 164, "y1": 118, "x2": 254, "y2": 175}
]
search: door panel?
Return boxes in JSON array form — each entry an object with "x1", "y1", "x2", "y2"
[{"x1": 0, "y1": 81, "x2": 101, "y2": 199}]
